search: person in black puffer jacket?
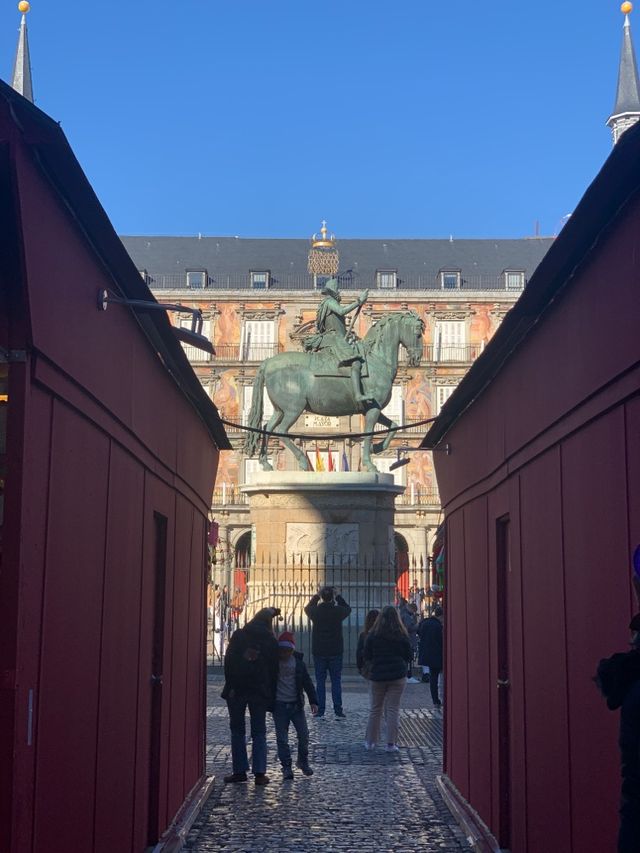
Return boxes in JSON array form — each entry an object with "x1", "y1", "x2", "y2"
[
  {"x1": 363, "y1": 606, "x2": 413, "y2": 752},
  {"x1": 221, "y1": 607, "x2": 280, "y2": 786},
  {"x1": 595, "y1": 613, "x2": 640, "y2": 852}
]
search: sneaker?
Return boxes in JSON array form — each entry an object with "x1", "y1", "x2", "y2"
[
  {"x1": 314, "y1": 712, "x2": 325, "y2": 720},
  {"x1": 334, "y1": 710, "x2": 347, "y2": 719},
  {"x1": 433, "y1": 700, "x2": 442, "y2": 709},
  {"x1": 406, "y1": 677, "x2": 420, "y2": 684},
  {"x1": 296, "y1": 761, "x2": 314, "y2": 776},
  {"x1": 254, "y1": 773, "x2": 270, "y2": 786},
  {"x1": 223, "y1": 771, "x2": 248, "y2": 784},
  {"x1": 282, "y1": 767, "x2": 294, "y2": 781},
  {"x1": 385, "y1": 744, "x2": 400, "y2": 753},
  {"x1": 364, "y1": 742, "x2": 376, "y2": 751}
]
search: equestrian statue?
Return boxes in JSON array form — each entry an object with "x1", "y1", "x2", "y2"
[{"x1": 244, "y1": 278, "x2": 424, "y2": 472}]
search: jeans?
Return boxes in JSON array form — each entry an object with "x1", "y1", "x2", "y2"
[
  {"x1": 365, "y1": 678, "x2": 406, "y2": 746},
  {"x1": 226, "y1": 695, "x2": 268, "y2": 774},
  {"x1": 314, "y1": 655, "x2": 343, "y2": 715},
  {"x1": 272, "y1": 701, "x2": 309, "y2": 767},
  {"x1": 429, "y1": 668, "x2": 442, "y2": 704}
]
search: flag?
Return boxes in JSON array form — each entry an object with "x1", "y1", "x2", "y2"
[
  {"x1": 315, "y1": 442, "x2": 325, "y2": 472},
  {"x1": 327, "y1": 445, "x2": 334, "y2": 471},
  {"x1": 342, "y1": 444, "x2": 349, "y2": 472}
]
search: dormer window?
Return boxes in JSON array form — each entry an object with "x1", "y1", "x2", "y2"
[
  {"x1": 250, "y1": 271, "x2": 270, "y2": 289},
  {"x1": 376, "y1": 270, "x2": 397, "y2": 289},
  {"x1": 504, "y1": 270, "x2": 525, "y2": 290},
  {"x1": 186, "y1": 269, "x2": 208, "y2": 289},
  {"x1": 440, "y1": 270, "x2": 461, "y2": 290}
]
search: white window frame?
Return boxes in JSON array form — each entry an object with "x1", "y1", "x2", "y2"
[
  {"x1": 240, "y1": 320, "x2": 277, "y2": 361},
  {"x1": 186, "y1": 269, "x2": 208, "y2": 289},
  {"x1": 243, "y1": 457, "x2": 272, "y2": 483},
  {"x1": 434, "y1": 320, "x2": 466, "y2": 362},
  {"x1": 440, "y1": 270, "x2": 461, "y2": 290},
  {"x1": 179, "y1": 317, "x2": 211, "y2": 362},
  {"x1": 243, "y1": 385, "x2": 275, "y2": 426},
  {"x1": 382, "y1": 384, "x2": 404, "y2": 424},
  {"x1": 375, "y1": 456, "x2": 407, "y2": 485},
  {"x1": 376, "y1": 270, "x2": 397, "y2": 289},
  {"x1": 504, "y1": 270, "x2": 525, "y2": 290},
  {"x1": 250, "y1": 270, "x2": 270, "y2": 289},
  {"x1": 434, "y1": 384, "x2": 458, "y2": 416}
]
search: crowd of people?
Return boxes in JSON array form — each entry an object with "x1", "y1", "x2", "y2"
[{"x1": 220, "y1": 587, "x2": 444, "y2": 785}]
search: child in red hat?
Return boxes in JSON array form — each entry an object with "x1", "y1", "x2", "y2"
[{"x1": 273, "y1": 631, "x2": 319, "y2": 780}]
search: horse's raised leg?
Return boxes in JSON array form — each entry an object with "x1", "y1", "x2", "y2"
[
  {"x1": 259, "y1": 409, "x2": 284, "y2": 470},
  {"x1": 275, "y1": 408, "x2": 312, "y2": 471},
  {"x1": 362, "y1": 407, "x2": 382, "y2": 472},
  {"x1": 372, "y1": 411, "x2": 397, "y2": 455}
]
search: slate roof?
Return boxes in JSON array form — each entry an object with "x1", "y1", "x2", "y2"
[
  {"x1": 610, "y1": 14, "x2": 640, "y2": 119},
  {"x1": 121, "y1": 235, "x2": 554, "y2": 289}
]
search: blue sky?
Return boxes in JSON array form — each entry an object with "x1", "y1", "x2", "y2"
[{"x1": 0, "y1": 1, "x2": 628, "y2": 238}]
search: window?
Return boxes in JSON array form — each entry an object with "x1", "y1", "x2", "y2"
[
  {"x1": 434, "y1": 321, "x2": 466, "y2": 361},
  {"x1": 240, "y1": 320, "x2": 277, "y2": 361},
  {"x1": 434, "y1": 384, "x2": 458, "y2": 415},
  {"x1": 186, "y1": 269, "x2": 208, "y2": 289},
  {"x1": 243, "y1": 386, "x2": 275, "y2": 426},
  {"x1": 250, "y1": 271, "x2": 270, "y2": 289},
  {"x1": 375, "y1": 456, "x2": 407, "y2": 485},
  {"x1": 504, "y1": 270, "x2": 525, "y2": 290},
  {"x1": 376, "y1": 270, "x2": 397, "y2": 289},
  {"x1": 243, "y1": 458, "x2": 272, "y2": 482},
  {"x1": 382, "y1": 385, "x2": 404, "y2": 424},
  {"x1": 314, "y1": 275, "x2": 331, "y2": 290},
  {"x1": 440, "y1": 270, "x2": 461, "y2": 290},
  {"x1": 179, "y1": 318, "x2": 211, "y2": 362}
]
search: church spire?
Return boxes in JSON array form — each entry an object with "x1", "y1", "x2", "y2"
[
  {"x1": 608, "y1": 2, "x2": 640, "y2": 144},
  {"x1": 11, "y1": 2, "x2": 33, "y2": 103}
]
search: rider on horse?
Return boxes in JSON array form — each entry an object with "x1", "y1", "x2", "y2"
[{"x1": 303, "y1": 278, "x2": 371, "y2": 404}]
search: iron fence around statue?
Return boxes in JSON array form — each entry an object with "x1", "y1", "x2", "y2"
[{"x1": 207, "y1": 551, "x2": 433, "y2": 668}]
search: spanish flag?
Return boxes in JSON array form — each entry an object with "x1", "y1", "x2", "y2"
[{"x1": 315, "y1": 442, "x2": 325, "y2": 472}]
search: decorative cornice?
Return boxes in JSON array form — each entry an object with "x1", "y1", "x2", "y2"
[{"x1": 239, "y1": 303, "x2": 285, "y2": 321}]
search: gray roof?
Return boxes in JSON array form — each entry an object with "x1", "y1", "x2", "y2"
[
  {"x1": 121, "y1": 235, "x2": 554, "y2": 291},
  {"x1": 610, "y1": 14, "x2": 640, "y2": 119},
  {"x1": 11, "y1": 13, "x2": 33, "y2": 103}
]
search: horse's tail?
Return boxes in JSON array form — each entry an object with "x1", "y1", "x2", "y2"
[{"x1": 244, "y1": 363, "x2": 267, "y2": 458}]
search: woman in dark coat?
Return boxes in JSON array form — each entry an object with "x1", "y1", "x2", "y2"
[
  {"x1": 417, "y1": 605, "x2": 443, "y2": 707},
  {"x1": 363, "y1": 606, "x2": 413, "y2": 751},
  {"x1": 356, "y1": 609, "x2": 379, "y2": 677}
]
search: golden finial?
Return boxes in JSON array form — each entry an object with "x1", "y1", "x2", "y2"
[
  {"x1": 622, "y1": 2, "x2": 633, "y2": 15},
  {"x1": 308, "y1": 220, "x2": 339, "y2": 275},
  {"x1": 18, "y1": 1, "x2": 30, "y2": 12}
]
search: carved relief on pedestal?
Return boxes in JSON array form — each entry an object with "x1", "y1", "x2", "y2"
[{"x1": 286, "y1": 522, "x2": 359, "y2": 557}]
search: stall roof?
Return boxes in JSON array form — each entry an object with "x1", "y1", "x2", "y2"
[
  {"x1": 421, "y1": 119, "x2": 640, "y2": 449},
  {"x1": 0, "y1": 80, "x2": 230, "y2": 450}
]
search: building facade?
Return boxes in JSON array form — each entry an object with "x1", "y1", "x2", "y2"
[{"x1": 123, "y1": 234, "x2": 553, "y2": 575}]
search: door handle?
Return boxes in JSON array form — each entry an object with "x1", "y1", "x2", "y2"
[{"x1": 497, "y1": 678, "x2": 510, "y2": 687}]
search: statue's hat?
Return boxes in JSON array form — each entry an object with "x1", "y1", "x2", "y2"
[{"x1": 321, "y1": 278, "x2": 340, "y2": 296}]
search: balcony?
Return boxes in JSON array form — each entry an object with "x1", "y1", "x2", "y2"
[
  {"x1": 212, "y1": 343, "x2": 284, "y2": 362},
  {"x1": 148, "y1": 273, "x2": 526, "y2": 293}
]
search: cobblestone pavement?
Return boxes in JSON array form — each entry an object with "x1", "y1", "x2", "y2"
[{"x1": 183, "y1": 676, "x2": 470, "y2": 853}]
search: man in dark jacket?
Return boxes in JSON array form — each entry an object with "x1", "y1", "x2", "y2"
[
  {"x1": 417, "y1": 605, "x2": 443, "y2": 707},
  {"x1": 596, "y1": 614, "x2": 640, "y2": 852},
  {"x1": 305, "y1": 587, "x2": 351, "y2": 718},
  {"x1": 221, "y1": 607, "x2": 280, "y2": 785}
]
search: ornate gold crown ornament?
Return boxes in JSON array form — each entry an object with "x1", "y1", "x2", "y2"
[{"x1": 308, "y1": 220, "x2": 339, "y2": 276}]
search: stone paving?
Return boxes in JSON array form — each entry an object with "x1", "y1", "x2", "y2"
[{"x1": 183, "y1": 676, "x2": 470, "y2": 852}]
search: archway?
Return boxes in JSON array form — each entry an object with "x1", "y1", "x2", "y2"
[{"x1": 395, "y1": 531, "x2": 410, "y2": 600}]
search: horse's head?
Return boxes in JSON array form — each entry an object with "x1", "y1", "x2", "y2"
[{"x1": 399, "y1": 311, "x2": 425, "y2": 367}]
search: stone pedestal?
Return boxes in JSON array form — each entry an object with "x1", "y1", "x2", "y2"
[{"x1": 241, "y1": 471, "x2": 404, "y2": 562}]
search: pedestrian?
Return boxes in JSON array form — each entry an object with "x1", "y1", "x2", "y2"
[
  {"x1": 221, "y1": 606, "x2": 281, "y2": 786},
  {"x1": 272, "y1": 631, "x2": 319, "y2": 780},
  {"x1": 400, "y1": 600, "x2": 420, "y2": 682},
  {"x1": 363, "y1": 605, "x2": 413, "y2": 752},
  {"x1": 595, "y1": 613, "x2": 640, "y2": 852},
  {"x1": 304, "y1": 586, "x2": 351, "y2": 719},
  {"x1": 356, "y1": 609, "x2": 380, "y2": 678},
  {"x1": 418, "y1": 605, "x2": 443, "y2": 707}
]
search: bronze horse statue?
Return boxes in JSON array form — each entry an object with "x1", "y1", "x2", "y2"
[{"x1": 244, "y1": 311, "x2": 424, "y2": 472}]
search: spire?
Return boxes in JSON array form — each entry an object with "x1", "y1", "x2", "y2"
[
  {"x1": 608, "y1": 3, "x2": 640, "y2": 144},
  {"x1": 11, "y1": 2, "x2": 33, "y2": 103}
]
